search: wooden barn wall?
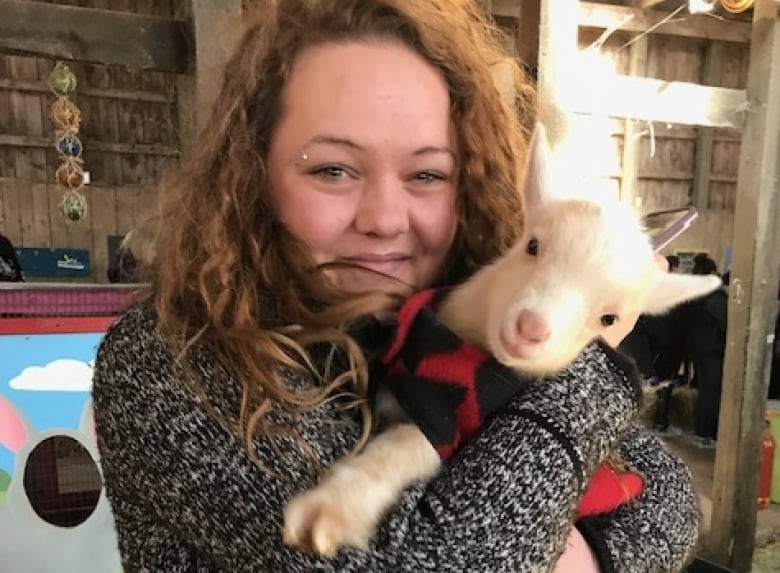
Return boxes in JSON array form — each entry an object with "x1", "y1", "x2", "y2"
[
  {"x1": 0, "y1": 0, "x2": 186, "y2": 283},
  {"x1": 583, "y1": 28, "x2": 747, "y2": 270},
  {"x1": 579, "y1": 29, "x2": 745, "y2": 270},
  {"x1": 499, "y1": 20, "x2": 747, "y2": 272}
]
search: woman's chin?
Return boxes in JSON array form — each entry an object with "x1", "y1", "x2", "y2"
[{"x1": 326, "y1": 268, "x2": 415, "y2": 297}]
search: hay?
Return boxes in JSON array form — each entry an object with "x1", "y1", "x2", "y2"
[{"x1": 638, "y1": 384, "x2": 698, "y2": 431}]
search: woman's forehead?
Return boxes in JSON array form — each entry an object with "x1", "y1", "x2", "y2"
[{"x1": 277, "y1": 41, "x2": 455, "y2": 153}]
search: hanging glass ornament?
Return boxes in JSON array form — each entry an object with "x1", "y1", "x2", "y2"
[
  {"x1": 50, "y1": 97, "x2": 82, "y2": 133},
  {"x1": 55, "y1": 160, "x2": 85, "y2": 190},
  {"x1": 56, "y1": 133, "x2": 83, "y2": 158},
  {"x1": 47, "y1": 62, "x2": 78, "y2": 96},
  {"x1": 61, "y1": 191, "x2": 87, "y2": 222},
  {"x1": 49, "y1": 61, "x2": 88, "y2": 223}
]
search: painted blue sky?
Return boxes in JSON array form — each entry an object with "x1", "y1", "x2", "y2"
[{"x1": 0, "y1": 333, "x2": 104, "y2": 478}]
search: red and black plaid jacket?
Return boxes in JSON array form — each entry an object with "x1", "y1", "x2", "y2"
[{"x1": 382, "y1": 288, "x2": 644, "y2": 519}]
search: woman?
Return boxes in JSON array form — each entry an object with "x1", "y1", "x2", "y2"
[{"x1": 92, "y1": 1, "x2": 700, "y2": 571}]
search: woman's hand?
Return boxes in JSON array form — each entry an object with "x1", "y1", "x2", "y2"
[
  {"x1": 601, "y1": 254, "x2": 670, "y2": 348},
  {"x1": 552, "y1": 527, "x2": 601, "y2": 573}
]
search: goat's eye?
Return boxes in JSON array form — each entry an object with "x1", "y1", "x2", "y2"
[
  {"x1": 526, "y1": 237, "x2": 539, "y2": 256},
  {"x1": 600, "y1": 314, "x2": 618, "y2": 327}
]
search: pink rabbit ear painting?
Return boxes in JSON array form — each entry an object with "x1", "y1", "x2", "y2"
[{"x1": 0, "y1": 327, "x2": 122, "y2": 573}]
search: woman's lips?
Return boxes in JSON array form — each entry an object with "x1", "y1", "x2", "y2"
[{"x1": 340, "y1": 255, "x2": 411, "y2": 275}]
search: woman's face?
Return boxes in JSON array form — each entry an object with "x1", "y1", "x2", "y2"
[{"x1": 267, "y1": 40, "x2": 458, "y2": 294}]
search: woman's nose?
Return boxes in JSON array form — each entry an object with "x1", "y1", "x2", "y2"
[{"x1": 354, "y1": 179, "x2": 410, "y2": 237}]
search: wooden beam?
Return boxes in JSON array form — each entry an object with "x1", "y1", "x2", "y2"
[
  {"x1": 692, "y1": 41, "x2": 725, "y2": 211},
  {"x1": 190, "y1": 0, "x2": 243, "y2": 136},
  {"x1": 537, "y1": 0, "x2": 580, "y2": 147},
  {"x1": 578, "y1": 3, "x2": 751, "y2": 44},
  {"x1": 0, "y1": 78, "x2": 173, "y2": 104},
  {"x1": 631, "y1": 0, "x2": 667, "y2": 7},
  {"x1": 492, "y1": 1, "x2": 752, "y2": 43},
  {"x1": 0, "y1": 0, "x2": 190, "y2": 73},
  {"x1": 566, "y1": 75, "x2": 746, "y2": 128},
  {"x1": 707, "y1": 2, "x2": 780, "y2": 570},
  {"x1": 620, "y1": 35, "x2": 649, "y2": 206},
  {"x1": 0, "y1": 134, "x2": 180, "y2": 157}
]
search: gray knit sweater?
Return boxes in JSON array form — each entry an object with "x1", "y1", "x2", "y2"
[{"x1": 93, "y1": 304, "x2": 700, "y2": 572}]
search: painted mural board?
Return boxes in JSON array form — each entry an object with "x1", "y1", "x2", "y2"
[{"x1": 0, "y1": 329, "x2": 122, "y2": 573}]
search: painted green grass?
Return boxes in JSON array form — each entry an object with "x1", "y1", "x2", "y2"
[{"x1": 0, "y1": 468, "x2": 10, "y2": 505}]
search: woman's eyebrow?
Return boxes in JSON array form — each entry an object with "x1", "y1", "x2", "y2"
[
  {"x1": 413, "y1": 145, "x2": 455, "y2": 159},
  {"x1": 301, "y1": 136, "x2": 454, "y2": 159},
  {"x1": 304, "y1": 134, "x2": 364, "y2": 152}
]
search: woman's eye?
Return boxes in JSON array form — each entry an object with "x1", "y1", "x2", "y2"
[
  {"x1": 600, "y1": 314, "x2": 618, "y2": 327},
  {"x1": 312, "y1": 166, "x2": 350, "y2": 181},
  {"x1": 412, "y1": 171, "x2": 445, "y2": 183},
  {"x1": 526, "y1": 237, "x2": 539, "y2": 256}
]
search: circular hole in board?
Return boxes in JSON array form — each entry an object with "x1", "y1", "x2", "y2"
[{"x1": 23, "y1": 436, "x2": 102, "y2": 527}]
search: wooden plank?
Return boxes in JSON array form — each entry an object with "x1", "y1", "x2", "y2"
[
  {"x1": 692, "y1": 41, "x2": 724, "y2": 211},
  {"x1": 110, "y1": 0, "x2": 138, "y2": 188},
  {"x1": 89, "y1": 186, "x2": 117, "y2": 284},
  {"x1": 1, "y1": 179, "x2": 22, "y2": 245},
  {"x1": 620, "y1": 35, "x2": 648, "y2": 206},
  {"x1": 0, "y1": 78, "x2": 173, "y2": 103},
  {"x1": 492, "y1": 1, "x2": 752, "y2": 43},
  {"x1": 0, "y1": 134, "x2": 179, "y2": 156},
  {"x1": 0, "y1": 0, "x2": 191, "y2": 73},
  {"x1": 48, "y1": 184, "x2": 71, "y2": 253},
  {"x1": 94, "y1": 63, "x2": 123, "y2": 186},
  {"x1": 30, "y1": 182, "x2": 51, "y2": 247},
  {"x1": 567, "y1": 75, "x2": 747, "y2": 128},
  {"x1": 16, "y1": 180, "x2": 34, "y2": 246},
  {"x1": 20, "y1": 56, "x2": 47, "y2": 184},
  {"x1": 707, "y1": 3, "x2": 780, "y2": 570}
]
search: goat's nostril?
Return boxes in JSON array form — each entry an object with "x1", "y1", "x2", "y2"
[{"x1": 516, "y1": 310, "x2": 550, "y2": 343}]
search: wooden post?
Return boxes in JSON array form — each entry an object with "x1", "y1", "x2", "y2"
[
  {"x1": 707, "y1": 2, "x2": 780, "y2": 570},
  {"x1": 537, "y1": 0, "x2": 580, "y2": 148},
  {"x1": 516, "y1": 0, "x2": 541, "y2": 72},
  {"x1": 176, "y1": 0, "x2": 243, "y2": 158},
  {"x1": 692, "y1": 41, "x2": 724, "y2": 212},
  {"x1": 619, "y1": 35, "x2": 648, "y2": 206}
]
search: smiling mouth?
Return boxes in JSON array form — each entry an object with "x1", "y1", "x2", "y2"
[{"x1": 339, "y1": 256, "x2": 411, "y2": 275}]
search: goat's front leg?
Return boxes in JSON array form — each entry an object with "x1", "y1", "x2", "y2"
[{"x1": 282, "y1": 423, "x2": 441, "y2": 557}]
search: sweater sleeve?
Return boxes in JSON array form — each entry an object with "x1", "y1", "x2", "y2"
[
  {"x1": 576, "y1": 425, "x2": 700, "y2": 573},
  {"x1": 93, "y1": 306, "x2": 642, "y2": 572}
]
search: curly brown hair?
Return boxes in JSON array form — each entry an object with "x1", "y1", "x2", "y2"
[{"x1": 148, "y1": 0, "x2": 536, "y2": 469}]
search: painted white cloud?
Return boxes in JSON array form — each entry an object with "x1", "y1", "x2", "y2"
[{"x1": 9, "y1": 359, "x2": 94, "y2": 392}]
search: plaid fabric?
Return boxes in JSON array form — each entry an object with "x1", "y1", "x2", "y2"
[{"x1": 383, "y1": 288, "x2": 644, "y2": 518}]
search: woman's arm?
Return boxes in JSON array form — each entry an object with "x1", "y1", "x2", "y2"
[
  {"x1": 93, "y1": 306, "x2": 640, "y2": 572},
  {"x1": 576, "y1": 425, "x2": 700, "y2": 573}
]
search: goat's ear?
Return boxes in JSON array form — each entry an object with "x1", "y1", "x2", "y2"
[
  {"x1": 522, "y1": 123, "x2": 557, "y2": 214},
  {"x1": 643, "y1": 271, "x2": 723, "y2": 315}
]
